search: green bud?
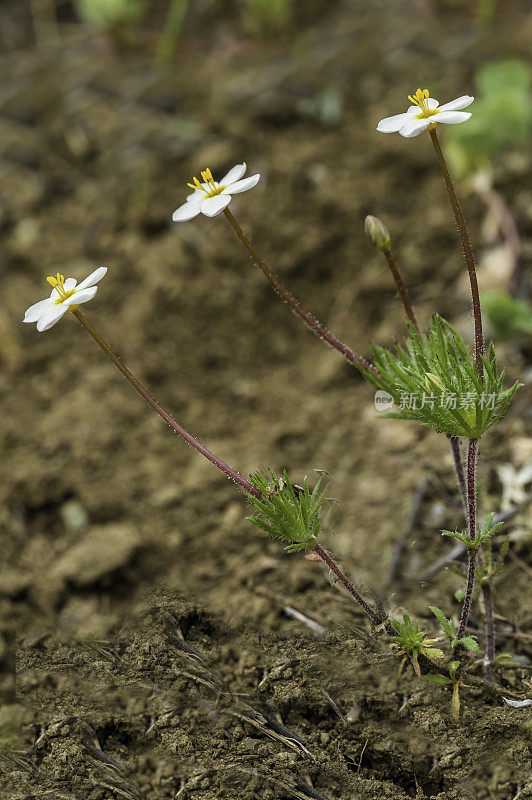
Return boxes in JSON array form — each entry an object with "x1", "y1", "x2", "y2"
[{"x1": 365, "y1": 215, "x2": 391, "y2": 252}]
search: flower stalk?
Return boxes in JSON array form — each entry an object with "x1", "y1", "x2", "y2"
[
  {"x1": 314, "y1": 544, "x2": 384, "y2": 627},
  {"x1": 383, "y1": 248, "x2": 421, "y2": 337},
  {"x1": 481, "y1": 582, "x2": 495, "y2": 681},
  {"x1": 72, "y1": 308, "x2": 384, "y2": 633},
  {"x1": 222, "y1": 207, "x2": 378, "y2": 376},
  {"x1": 429, "y1": 128, "x2": 484, "y2": 377},
  {"x1": 457, "y1": 439, "x2": 479, "y2": 643},
  {"x1": 70, "y1": 307, "x2": 261, "y2": 500},
  {"x1": 364, "y1": 215, "x2": 421, "y2": 337}
]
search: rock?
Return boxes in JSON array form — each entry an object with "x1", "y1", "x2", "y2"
[{"x1": 52, "y1": 524, "x2": 141, "y2": 586}]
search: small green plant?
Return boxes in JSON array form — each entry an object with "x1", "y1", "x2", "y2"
[
  {"x1": 429, "y1": 606, "x2": 479, "y2": 654},
  {"x1": 442, "y1": 512, "x2": 504, "y2": 549},
  {"x1": 426, "y1": 659, "x2": 463, "y2": 721},
  {"x1": 246, "y1": 470, "x2": 328, "y2": 553},
  {"x1": 357, "y1": 317, "x2": 520, "y2": 439},
  {"x1": 24, "y1": 82, "x2": 524, "y2": 722},
  {"x1": 391, "y1": 613, "x2": 445, "y2": 676}
]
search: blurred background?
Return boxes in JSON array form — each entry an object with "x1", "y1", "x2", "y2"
[{"x1": 0, "y1": 1, "x2": 531, "y2": 797}]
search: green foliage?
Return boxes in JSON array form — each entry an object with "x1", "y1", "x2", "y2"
[
  {"x1": 483, "y1": 292, "x2": 532, "y2": 342},
  {"x1": 239, "y1": 0, "x2": 291, "y2": 33},
  {"x1": 391, "y1": 613, "x2": 445, "y2": 667},
  {"x1": 426, "y1": 658, "x2": 462, "y2": 687},
  {"x1": 495, "y1": 652, "x2": 517, "y2": 667},
  {"x1": 246, "y1": 469, "x2": 327, "y2": 553},
  {"x1": 446, "y1": 60, "x2": 532, "y2": 176},
  {"x1": 357, "y1": 316, "x2": 520, "y2": 439},
  {"x1": 442, "y1": 512, "x2": 504, "y2": 549},
  {"x1": 76, "y1": 0, "x2": 146, "y2": 30},
  {"x1": 477, "y1": 537, "x2": 509, "y2": 585},
  {"x1": 429, "y1": 606, "x2": 479, "y2": 653},
  {"x1": 153, "y1": 0, "x2": 190, "y2": 65}
]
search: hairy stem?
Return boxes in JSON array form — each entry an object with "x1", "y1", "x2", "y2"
[
  {"x1": 448, "y1": 435, "x2": 468, "y2": 518},
  {"x1": 383, "y1": 249, "x2": 421, "y2": 336},
  {"x1": 70, "y1": 307, "x2": 261, "y2": 499},
  {"x1": 457, "y1": 439, "x2": 479, "y2": 641},
  {"x1": 314, "y1": 544, "x2": 387, "y2": 628},
  {"x1": 429, "y1": 128, "x2": 484, "y2": 377},
  {"x1": 481, "y1": 582, "x2": 495, "y2": 681},
  {"x1": 71, "y1": 309, "x2": 393, "y2": 635},
  {"x1": 223, "y1": 207, "x2": 378, "y2": 376}
]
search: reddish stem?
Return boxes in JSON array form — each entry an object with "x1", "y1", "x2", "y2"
[{"x1": 223, "y1": 207, "x2": 378, "y2": 376}]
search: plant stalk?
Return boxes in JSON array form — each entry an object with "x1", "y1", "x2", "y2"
[
  {"x1": 448, "y1": 435, "x2": 468, "y2": 518},
  {"x1": 429, "y1": 128, "x2": 484, "y2": 377},
  {"x1": 223, "y1": 207, "x2": 378, "y2": 376},
  {"x1": 70, "y1": 307, "x2": 261, "y2": 499},
  {"x1": 314, "y1": 544, "x2": 389, "y2": 629},
  {"x1": 383, "y1": 249, "x2": 421, "y2": 337},
  {"x1": 457, "y1": 439, "x2": 478, "y2": 642},
  {"x1": 71, "y1": 308, "x2": 389, "y2": 632},
  {"x1": 481, "y1": 582, "x2": 495, "y2": 681}
]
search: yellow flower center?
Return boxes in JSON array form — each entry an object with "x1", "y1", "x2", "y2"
[
  {"x1": 47, "y1": 273, "x2": 76, "y2": 305},
  {"x1": 408, "y1": 88, "x2": 439, "y2": 120},
  {"x1": 187, "y1": 168, "x2": 226, "y2": 199}
]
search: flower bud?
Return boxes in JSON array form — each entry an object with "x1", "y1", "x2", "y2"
[{"x1": 364, "y1": 215, "x2": 391, "y2": 252}]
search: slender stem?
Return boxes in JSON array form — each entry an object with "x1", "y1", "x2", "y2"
[
  {"x1": 448, "y1": 435, "x2": 468, "y2": 519},
  {"x1": 481, "y1": 582, "x2": 495, "y2": 681},
  {"x1": 383, "y1": 250, "x2": 421, "y2": 336},
  {"x1": 70, "y1": 307, "x2": 261, "y2": 500},
  {"x1": 223, "y1": 207, "x2": 379, "y2": 377},
  {"x1": 314, "y1": 544, "x2": 386, "y2": 627},
  {"x1": 457, "y1": 439, "x2": 478, "y2": 641},
  {"x1": 429, "y1": 129, "x2": 484, "y2": 377},
  {"x1": 153, "y1": 0, "x2": 189, "y2": 66},
  {"x1": 71, "y1": 309, "x2": 389, "y2": 634}
]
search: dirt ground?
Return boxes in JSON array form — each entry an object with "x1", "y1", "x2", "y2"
[{"x1": 0, "y1": 1, "x2": 531, "y2": 798}]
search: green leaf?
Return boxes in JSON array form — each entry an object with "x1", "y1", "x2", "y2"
[
  {"x1": 429, "y1": 606, "x2": 455, "y2": 639},
  {"x1": 458, "y1": 635, "x2": 479, "y2": 653},
  {"x1": 355, "y1": 316, "x2": 520, "y2": 438},
  {"x1": 246, "y1": 469, "x2": 328, "y2": 553},
  {"x1": 426, "y1": 675, "x2": 453, "y2": 686},
  {"x1": 449, "y1": 660, "x2": 461, "y2": 680}
]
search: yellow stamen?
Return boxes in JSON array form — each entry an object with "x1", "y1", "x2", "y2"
[
  {"x1": 46, "y1": 272, "x2": 76, "y2": 305},
  {"x1": 186, "y1": 168, "x2": 226, "y2": 199},
  {"x1": 407, "y1": 87, "x2": 438, "y2": 120}
]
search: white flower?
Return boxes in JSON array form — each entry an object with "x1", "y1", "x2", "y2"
[
  {"x1": 172, "y1": 163, "x2": 260, "y2": 221},
  {"x1": 23, "y1": 267, "x2": 107, "y2": 332},
  {"x1": 377, "y1": 88, "x2": 474, "y2": 138}
]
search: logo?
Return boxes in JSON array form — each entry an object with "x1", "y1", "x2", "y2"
[{"x1": 374, "y1": 390, "x2": 394, "y2": 411}]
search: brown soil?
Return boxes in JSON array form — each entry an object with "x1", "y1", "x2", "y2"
[{"x1": 0, "y1": 1, "x2": 531, "y2": 798}]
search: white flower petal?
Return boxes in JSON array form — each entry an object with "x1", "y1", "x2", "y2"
[
  {"x1": 67, "y1": 286, "x2": 98, "y2": 306},
  {"x1": 438, "y1": 95, "x2": 474, "y2": 112},
  {"x1": 400, "y1": 118, "x2": 431, "y2": 137},
  {"x1": 76, "y1": 267, "x2": 107, "y2": 291},
  {"x1": 224, "y1": 174, "x2": 260, "y2": 195},
  {"x1": 220, "y1": 163, "x2": 246, "y2": 186},
  {"x1": 377, "y1": 112, "x2": 412, "y2": 133},
  {"x1": 24, "y1": 298, "x2": 52, "y2": 323},
  {"x1": 173, "y1": 198, "x2": 202, "y2": 222},
  {"x1": 186, "y1": 188, "x2": 204, "y2": 201},
  {"x1": 200, "y1": 194, "x2": 232, "y2": 217},
  {"x1": 36, "y1": 304, "x2": 68, "y2": 332},
  {"x1": 435, "y1": 110, "x2": 472, "y2": 125},
  {"x1": 63, "y1": 277, "x2": 77, "y2": 291}
]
